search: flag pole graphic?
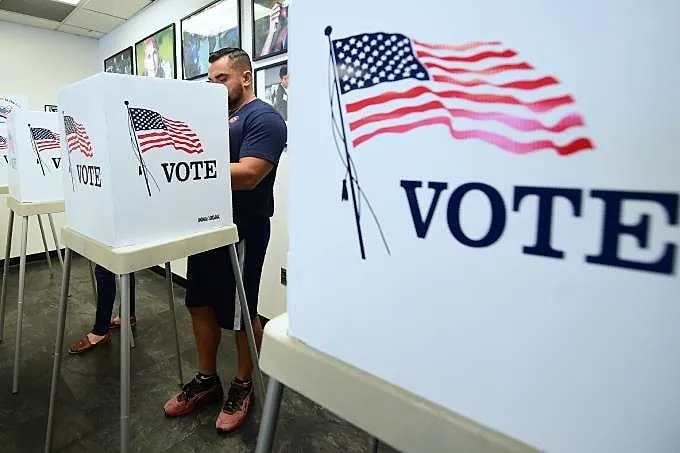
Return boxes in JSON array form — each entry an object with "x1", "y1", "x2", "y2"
[
  {"x1": 63, "y1": 114, "x2": 75, "y2": 191},
  {"x1": 124, "y1": 101, "x2": 158, "y2": 197},
  {"x1": 325, "y1": 26, "x2": 367, "y2": 260},
  {"x1": 27, "y1": 124, "x2": 46, "y2": 176}
]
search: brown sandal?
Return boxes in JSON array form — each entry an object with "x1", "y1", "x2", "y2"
[{"x1": 68, "y1": 332, "x2": 112, "y2": 354}]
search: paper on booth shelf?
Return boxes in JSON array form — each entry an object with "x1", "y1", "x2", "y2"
[
  {"x1": 6, "y1": 110, "x2": 64, "y2": 203},
  {"x1": 287, "y1": 1, "x2": 680, "y2": 453},
  {"x1": 0, "y1": 124, "x2": 9, "y2": 187},
  {"x1": 57, "y1": 72, "x2": 233, "y2": 248},
  {"x1": 0, "y1": 94, "x2": 28, "y2": 124}
]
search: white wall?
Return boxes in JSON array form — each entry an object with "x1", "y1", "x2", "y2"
[
  {"x1": 99, "y1": 0, "x2": 289, "y2": 317},
  {"x1": 0, "y1": 21, "x2": 100, "y2": 259}
]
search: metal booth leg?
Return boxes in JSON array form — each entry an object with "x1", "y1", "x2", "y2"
[
  {"x1": 37, "y1": 215, "x2": 52, "y2": 271},
  {"x1": 0, "y1": 209, "x2": 14, "y2": 342},
  {"x1": 254, "y1": 378, "x2": 285, "y2": 453},
  {"x1": 370, "y1": 437, "x2": 380, "y2": 452},
  {"x1": 115, "y1": 275, "x2": 135, "y2": 349},
  {"x1": 164, "y1": 262, "x2": 183, "y2": 387},
  {"x1": 227, "y1": 243, "x2": 266, "y2": 405},
  {"x1": 11, "y1": 215, "x2": 29, "y2": 394},
  {"x1": 88, "y1": 260, "x2": 97, "y2": 300},
  {"x1": 119, "y1": 273, "x2": 132, "y2": 453},
  {"x1": 47, "y1": 214, "x2": 63, "y2": 268},
  {"x1": 44, "y1": 248, "x2": 72, "y2": 453}
]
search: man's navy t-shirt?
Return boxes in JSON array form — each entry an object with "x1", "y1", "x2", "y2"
[{"x1": 228, "y1": 98, "x2": 287, "y2": 224}]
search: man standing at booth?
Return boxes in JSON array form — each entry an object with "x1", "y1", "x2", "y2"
[{"x1": 162, "y1": 47, "x2": 287, "y2": 433}]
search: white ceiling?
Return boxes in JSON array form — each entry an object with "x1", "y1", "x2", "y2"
[{"x1": 0, "y1": 0, "x2": 154, "y2": 39}]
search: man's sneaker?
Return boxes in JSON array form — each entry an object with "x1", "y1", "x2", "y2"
[
  {"x1": 163, "y1": 374, "x2": 223, "y2": 417},
  {"x1": 215, "y1": 377, "x2": 253, "y2": 432}
]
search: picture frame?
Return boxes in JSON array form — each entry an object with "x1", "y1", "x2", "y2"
[
  {"x1": 44, "y1": 105, "x2": 58, "y2": 113},
  {"x1": 134, "y1": 24, "x2": 177, "y2": 79},
  {"x1": 251, "y1": 0, "x2": 289, "y2": 61},
  {"x1": 255, "y1": 60, "x2": 288, "y2": 121},
  {"x1": 180, "y1": 0, "x2": 241, "y2": 80},
  {"x1": 104, "y1": 46, "x2": 134, "y2": 75}
]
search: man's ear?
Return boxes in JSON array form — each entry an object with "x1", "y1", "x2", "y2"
[{"x1": 243, "y1": 70, "x2": 253, "y2": 88}]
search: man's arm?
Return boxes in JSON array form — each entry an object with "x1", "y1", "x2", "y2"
[{"x1": 230, "y1": 111, "x2": 287, "y2": 191}]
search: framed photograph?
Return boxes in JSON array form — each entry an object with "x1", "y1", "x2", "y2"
[
  {"x1": 104, "y1": 46, "x2": 133, "y2": 75},
  {"x1": 135, "y1": 24, "x2": 177, "y2": 79},
  {"x1": 252, "y1": 0, "x2": 289, "y2": 61},
  {"x1": 44, "y1": 105, "x2": 58, "y2": 113},
  {"x1": 255, "y1": 60, "x2": 288, "y2": 121},
  {"x1": 180, "y1": 0, "x2": 241, "y2": 80}
]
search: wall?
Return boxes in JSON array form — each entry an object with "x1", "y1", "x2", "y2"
[
  {"x1": 99, "y1": 0, "x2": 289, "y2": 317},
  {"x1": 0, "y1": 21, "x2": 100, "y2": 259}
]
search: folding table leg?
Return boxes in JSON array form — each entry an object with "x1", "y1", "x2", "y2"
[
  {"x1": 44, "y1": 248, "x2": 72, "y2": 453},
  {"x1": 164, "y1": 262, "x2": 183, "y2": 386},
  {"x1": 255, "y1": 378, "x2": 284, "y2": 453},
  {"x1": 370, "y1": 437, "x2": 380, "y2": 452},
  {"x1": 88, "y1": 260, "x2": 97, "y2": 300},
  {"x1": 11, "y1": 215, "x2": 29, "y2": 394},
  {"x1": 47, "y1": 214, "x2": 63, "y2": 268},
  {"x1": 120, "y1": 273, "x2": 132, "y2": 453},
  {"x1": 0, "y1": 209, "x2": 14, "y2": 342},
  {"x1": 37, "y1": 215, "x2": 52, "y2": 271},
  {"x1": 227, "y1": 243, "x2": 266, "y2": 404}
]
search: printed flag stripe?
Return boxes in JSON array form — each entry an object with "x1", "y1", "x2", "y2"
[
  {"x1": 31, "y1": 127, "x2": 61, "y2": 152},
  {"x1": 331, "y1": 31, "x2": 594, "y2": 155},
  {"x1": 64, "y1": 116, "x2": 93, "y2": 157},
  {"x1": 129, "y1": 107, "x2": 204, "y2": 155}
]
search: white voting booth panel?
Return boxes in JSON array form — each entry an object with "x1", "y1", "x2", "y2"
[
  {"x1": 57, "y1": 72, "x2": 233, "y2": 247},
  {"x1": 6, "y1": 110, "x2": 63, "y2": 203},
  {"x1": 0, "y1": 124, "x2": 9, "y2": 187},
  {"x1": 287, "y1": 2, "x2": 680, "y2": 453},
  {"x1": 0, "y1": 94, "x2": 28, "y2": 124}
]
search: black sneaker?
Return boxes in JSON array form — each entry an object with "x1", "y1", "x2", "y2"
[{"x1": 163, "y1": 374, "x2": 224, "y2": 417}]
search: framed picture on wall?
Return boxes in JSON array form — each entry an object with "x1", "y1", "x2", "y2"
[
  {"x1": 44, "y1": 105, "x2": 58, "y2": 113},
  {"x1": 180, "y1": 0, "x2": 241, "y2": 80},
  {"x1": 255, "y1": 60, "x2": 288, "y2": 121},
  {"x1": 104, "y1": 46, "x2": 133, "y2": 75},
  {"x1": 135, "y1": 24, "x2": 177, "y2": 79},
  {"x1": 252, "y1": 0, "x2": 289, "y2": 61}
]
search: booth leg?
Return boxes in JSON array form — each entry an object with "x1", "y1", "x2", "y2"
[
  {"x1": 255, "y1": 378, "x2": 284, "y2": 453},
  {"x1": 37, "y1": 215, "x2": 52, "y2": 271},
  {"x1": 164, "y1": 262, "x2": 183, "y2": 387},
  {"x1": 120, "y1": 273, "x2": 132, "y2": 453},
  {"x1": 370, "y1": 437, "x2": 380, "y2": 452},
  {"x1": 44, "y1": 248, "x2": 72, "y2": 453},
  {"x1": 11, "y1": 215, "x2": 29, "y2": 394},
  {"x1": 47, "y1": 214, "x2": 63, "y2": 268},
  {"x1": 88, "y1": 260, "x2": 97, "y2": 300},
  {"x1": 227, "y1": 243, "x2": 266, "y2": 405},
  {"x1": 0, "y1": 209, "x2": 14, "y2": 342}
]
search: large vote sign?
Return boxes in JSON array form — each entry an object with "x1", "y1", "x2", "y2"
[
  {"x1": 7, "y1": 111, "x2": 63, "y2": 203},
  {"x1": 57, "y1": 73, "x2": 233, "y2": 247},
  {"x1": 286, "y1": 1, "x2": 680, "y2": 453},
  {"x1": 0, "y1": 124, "x2": 9, "y2": 187},
  {"x1": 0, "y1": 93, "x2": 28, "y2": 124}
]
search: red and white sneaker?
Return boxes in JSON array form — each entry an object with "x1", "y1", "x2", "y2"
[
  {"x1": 216, "y1": 377, "x2": 253, "y2": 432},
  {"x1": 163, "y1": 374, "x2": 224, "y2": 417}
]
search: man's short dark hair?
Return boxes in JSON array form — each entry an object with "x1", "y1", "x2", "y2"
[
  {"x1": 208, "y1": 47, "x2": 252, "y2": 71},
  {"x1": 279, "y1": 65, "x2": 288, "y2": 78}
]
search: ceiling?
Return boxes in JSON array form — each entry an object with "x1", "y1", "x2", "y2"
[{"x1": 0, "y1": 0, "x2": 155, "y2": 39}]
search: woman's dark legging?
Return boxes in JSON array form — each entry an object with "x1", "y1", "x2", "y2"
[{"x1": 91, "y1": 264, "x2": 136, "y2": 336}]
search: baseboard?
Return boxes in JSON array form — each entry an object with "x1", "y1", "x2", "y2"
[
  {"x1": 0, "y1": 249, "x2": 65, "y2": 268},
  {"x1": 150, "y1": 265, "x2": 187, "y2": 287}
]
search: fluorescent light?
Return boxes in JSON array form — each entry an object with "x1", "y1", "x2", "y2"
[{"x1": 52, "y1": 0, "x2": 81, "y2": 5}]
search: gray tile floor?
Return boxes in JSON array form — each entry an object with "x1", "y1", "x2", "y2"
[{"x1": 0, "y1": 255, "x2": 397, "y2": 452}]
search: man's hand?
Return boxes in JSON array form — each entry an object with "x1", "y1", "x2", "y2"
[{"x1": 230, "y1": 157, "x2": 274, "y2": 190}]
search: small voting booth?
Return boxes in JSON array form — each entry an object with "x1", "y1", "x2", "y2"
[
  {"x1": 0, "y1": 93, "x2": 28, "y2": 124},
  {"x1": 45, "y1": 73, "x2": 264, "y2": 453},
  {"x1": 6, "y1": 110, "x2": 64, "y2": 203},
  {"x1": 57, "y1": 72, "x2": 233, "y2": 247},
  {"x1": 0, "y1": 124, "x2": 9, "y2": 188},
  {"x1": 256, "y1": 2, "x2": 680, "y2": 453}
]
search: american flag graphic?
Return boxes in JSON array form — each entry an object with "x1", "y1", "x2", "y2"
[
  {"x1": 30, "y1": 127, "x2": 61, "y2": 152},
  {"x1": 0, "y1": 106, "x2": 11, "y2": 120},
  {"x1": 64, "y1": 115, "x2": 93, "y2": 157},
  {"x1": 129, "y1": 107, "x2": 203, "y2": 154},
  {"x1": 330, "y1": 32, "x2": 594, "y2": 155},
  {"x1": 0, "y1": 136, "x2": 7, "y2": 151}
]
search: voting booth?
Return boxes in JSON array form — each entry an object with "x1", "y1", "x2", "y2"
[
  {"x1": 6, "y1": 110, "x2": 63, "y2": 203},
  {"x1": 0, "y1": 93, "x2": 28, "y2": 124},
  {"x1": 0, "y1": 124, "x2": 9, "y2": 188},
  {"x1": 264, "y1": 1, "x2": 680, "y2": 453},
  {"x1": 57, "y1": 72, "x2": 233, "y2": 247}
]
